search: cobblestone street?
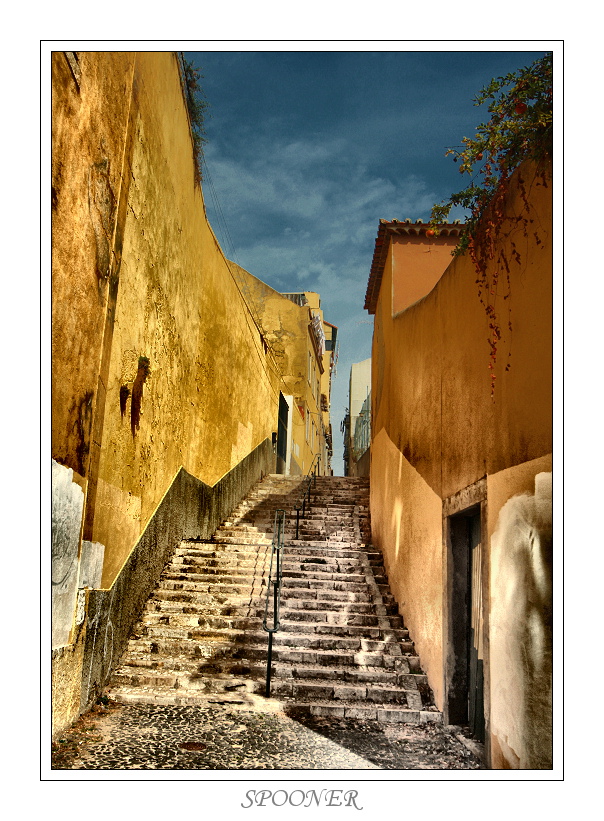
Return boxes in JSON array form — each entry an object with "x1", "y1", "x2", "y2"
[{"x1": 51, "y1": 699, "x2": 485, "y2": 771}]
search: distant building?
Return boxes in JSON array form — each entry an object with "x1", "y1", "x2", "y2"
[
  {"x1": 231, "y1": 274, "x2": 337, "y2": 476},
  {"x1": 344, "y1": 358, "x2": 371, "y2": 477}
]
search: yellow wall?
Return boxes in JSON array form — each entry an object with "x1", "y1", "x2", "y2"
[
  {"x1": 51, "y1": 626, "x2": 87, "y2": 739},
  {"x1": 321, "y1": 323, "x2": 337, "y2": 472},
  {"x1": 392, "y1": 232, "x2": 459, "y2": 315},
  {"x1": 52, "y1": 51, "x2": 281, "y2": 590},
  {"x1": 238, "y1": 274, "x2": 331, "y2": 475},
  {"x1": 369, "y1": 160, "x2": 552, "y2": 766},
  {"x1": 52, "y1": 51, "x2": 137, "y2": 491}
]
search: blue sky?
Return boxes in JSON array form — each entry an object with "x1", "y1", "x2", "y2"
[{"x1": 184, "y1": 48, "x2": 548, "y2": 474}]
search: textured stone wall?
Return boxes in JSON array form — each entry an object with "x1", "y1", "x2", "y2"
[{"x1": 80, "y1": 438, "x2": 274, "y2": 710}]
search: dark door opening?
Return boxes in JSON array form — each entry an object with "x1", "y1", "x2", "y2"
[
  {"x1": 276, "y1": 393, "x2": 289, "y2": 474},
  {"x1": 447, "y1": 506, "x2": 485, "y2": 741}
]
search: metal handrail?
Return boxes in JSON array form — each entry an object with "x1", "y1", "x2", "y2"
[
  {"x1": 262, "y1": 508, "x2": 286, "y2": 697},
  {"x1": 294, "y1": 453, "x2": 321, "y2": 539}
]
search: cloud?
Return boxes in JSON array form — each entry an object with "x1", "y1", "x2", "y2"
[
  {"x1": 192, "y1": 48, "x2": 550, "y2": 472},
  {"x1": 203, "y1": 132, "x2": 444, "y2": 471}
]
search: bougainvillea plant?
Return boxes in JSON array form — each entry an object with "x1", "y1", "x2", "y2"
[
  {"x1": 430, "y1": 53, "x2": 552, "y2": 397},
  {"x1": 430, "y1": 53, "x2": 552, "y2": 249}
]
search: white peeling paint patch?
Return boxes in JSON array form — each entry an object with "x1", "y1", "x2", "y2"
[
  {"x1": 52, "y1": 460, "x2": 84, "y2": 648},
  {"x1": 78, "y1": 541, "x2": 105, "y2": 589},
  {"x1": 76, "y1": 589, "x2": 87, "y2": 625},
  {"x1": 490, "y1": 471, "x2": 553, "y2": 769}
]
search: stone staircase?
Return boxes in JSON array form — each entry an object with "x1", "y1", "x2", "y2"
[{"x1": 106, "y1": 474, "x2": 442, "y2": 725}]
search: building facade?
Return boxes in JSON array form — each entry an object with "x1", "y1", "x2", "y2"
[
  {"x1": 344, "y1": 358, "x2": 371, "y2": 477},
  {"x1": 234, "y1": 273, "x2": 337, "y2": 476},
  {"x1": 364, "y1": 161, "x2": 553, "y2": 769}
]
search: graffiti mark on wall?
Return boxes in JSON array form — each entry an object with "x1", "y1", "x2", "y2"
[
  {"x1": 131, "y1": 356, "x2": 151, "y2": 437},
  {"x1": 84, "y1": 573, "x2": 124, "y2": 706}
]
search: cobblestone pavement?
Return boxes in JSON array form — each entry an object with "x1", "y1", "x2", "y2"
[{"x1": 51, "y1": 699, "x2": 485, "y2": 771}]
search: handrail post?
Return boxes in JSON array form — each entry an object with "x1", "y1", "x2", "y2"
[
  {"x1": 263, "y1": 508, "x2": 286, "y2": 698},
  {"x1": 265, "y1": 630, "x2": 273, "y2": 697}
]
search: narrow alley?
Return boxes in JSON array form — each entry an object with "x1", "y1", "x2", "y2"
[
  {"x1": 51, "y1": 51, "x2": 554, "y2": 775},
  {"x1": 52, "y1": 473, "x2": 484, "y2": 771}
]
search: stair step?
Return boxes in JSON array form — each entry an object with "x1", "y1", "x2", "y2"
[
  {"x1": 141, "y1": 620, "x2": 411, "y2": 645},
  {"x1": 118, "y1": 643, "x2": 421, "y2": 676},
  {"x1": 284, "y1": 702, "x2": 441, "y2": 725},
  {"x1": 124, "y1": 630, "x2": 411, "y2": 657},
  {"x1": 111, "y1": 655, "x2": 425, "y2": 691},
  {"x1": 104, "y1": 473, "x2": 438, "y2": 727}
]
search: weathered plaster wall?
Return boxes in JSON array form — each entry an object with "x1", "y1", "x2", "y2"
[
  {"x1": 89, "y1": 53, "x2": 279, "y2": 587},
  {"x1": 373, "y1": 162, "x2": 552, "y2": 500},
  {"x1": 52, "y1": 51, "x2": 136, "y2": 483},
  {"x1": 392, "y1": 232, "x2": 459, "y2": 315},
  {"x1": 370, "y1": 428, "x2": 444, "y2": 707},
  {"x1": 238, "y1": 270, "x2": 328, "y2": 475},
  {"x1": 52, "y1": 460, "x2": 85, "y2": 648},
  {"x1": 488, "y1": 458, "x2": 553, "y2": 769},
  {"x1": 52, "y1": 630, "x2": 87, "y2": 739},
  {"x1": 53, "y1": 52, "x2": 280, "y2": 591},
  {"x1": 369, "y1": 161, "x2": 552, "y2": 766},
  {"x1": 354, "y1": 447, "x2": 370, "y2": 478}
]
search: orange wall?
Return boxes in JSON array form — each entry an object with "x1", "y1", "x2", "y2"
[
  {"x1": 373, "y1": 162, "x2": 552, "y2": 499},
  {"x1": 369, "y1": 160, "x2": 552, "y2": 765},
  {"x1": 392, "y1": 233, "x2": 459, "y2": 315}
]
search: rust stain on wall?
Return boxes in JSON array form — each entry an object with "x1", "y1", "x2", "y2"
[
  {"x1": 119, "y1": 385, "x2": 131, "y2": 417},
  {"x1": 131, "y1": 356, "x2": 150, "y2": 437},
  {"x1": 73, "y1": 391, "x2": 94, "y2": 477}
]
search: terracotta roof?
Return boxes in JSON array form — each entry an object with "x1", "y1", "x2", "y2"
[{"x1": 364, "y1": 219, "x2": 465, "y2": 314}]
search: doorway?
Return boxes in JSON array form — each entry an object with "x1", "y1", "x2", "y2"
[
  {"x1": 447, "y1": 505, "x2": 485, "y2": 741},
  {"x1": 276, "y1": 392, "x2": 289, "y2": 474}
]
